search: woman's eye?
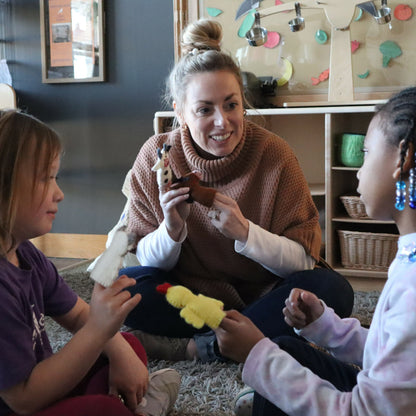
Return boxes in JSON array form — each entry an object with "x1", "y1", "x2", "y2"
[
  {"x1": 197, "y1": 107, "x2": 211, "y2": 115},
  {"x1": 226, "y1": 102, "x2": 238, "y2": 111}
]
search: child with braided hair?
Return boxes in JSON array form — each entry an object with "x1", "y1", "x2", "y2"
[{"x1": 215, "y1": 86, "x2": 416, "y2": 415}]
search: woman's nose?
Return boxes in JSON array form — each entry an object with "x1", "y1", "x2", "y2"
[{"x1": 213, "y1": 110, "x2": 226, "y2": 127}]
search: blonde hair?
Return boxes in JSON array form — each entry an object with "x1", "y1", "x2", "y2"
[
  {"x1": 0, "y1": 110, "x2": 62, "y2": 256},
  {"x1": 166, "y1": 19, "x2": 247, "y2": 113}
]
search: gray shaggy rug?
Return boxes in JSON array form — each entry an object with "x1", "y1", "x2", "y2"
[
  {"x1": 46, "y1": 261, "x2": 245, "y2": 415},
  {"x1": 45, "y1": 261, "x2": 379, "y2": 415}
]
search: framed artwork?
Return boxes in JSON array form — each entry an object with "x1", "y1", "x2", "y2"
[
  {"x1": 174, "y1": 0, "x2": 415, "y2": 106},
  {"x1": 40, "y1": 0, "x2": 105, "y2": 83}
]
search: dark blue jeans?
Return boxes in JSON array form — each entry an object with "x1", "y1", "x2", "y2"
[
  {"x1": 252, "y1": 336, "x2": 359, "y2": 415},
  {"x1": 120, "y1": 266, "x2": 354, "y2": 361}
]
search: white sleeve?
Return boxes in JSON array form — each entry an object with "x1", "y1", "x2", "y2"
[
  {"x1": 136, "y1": 220, "x2": 187, "y2": 271},
  {"x1": 234, "y1": 221, "x2": 315, "y2": 277}
]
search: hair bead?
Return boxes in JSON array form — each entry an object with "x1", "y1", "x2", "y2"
[{"x1": 395, "y1": 180, "x2": 406, "y2": 211}]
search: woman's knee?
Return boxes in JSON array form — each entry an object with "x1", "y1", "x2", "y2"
[{"x1": 286, "y1": 268, "x2": 354, "y2": 318}]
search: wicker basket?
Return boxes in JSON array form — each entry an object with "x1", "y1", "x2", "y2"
[
  {"x1": 340, "y1": 196, "x2": 369, "y2": 219},
  {"x1": 337, "y1": 230, "x2": 398, "y2": 271}
]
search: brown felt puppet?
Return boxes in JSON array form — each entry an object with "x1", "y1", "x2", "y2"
[{"x1": 153, "y1": 145, "x2": 217, "y2": 207}]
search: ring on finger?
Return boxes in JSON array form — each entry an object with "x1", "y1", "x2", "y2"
[{"x1": 209, "y1": 209, "x2": 221, "y2": 221}]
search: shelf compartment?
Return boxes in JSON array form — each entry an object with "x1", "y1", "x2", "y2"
[{"x1": 338, "y1": 230, "x2": 398, "y2": 271}]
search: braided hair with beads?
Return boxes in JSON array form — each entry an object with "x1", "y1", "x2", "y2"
[{"x1": 375, "y1": 87, "x2": 416, "y2": 210}]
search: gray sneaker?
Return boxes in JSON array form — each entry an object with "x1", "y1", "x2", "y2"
[
  {"x1": 136, "y1": 368, "x2": 181, "y2": 416},
  {"x1": 129, "y1": 329, "x2": 190, "y2": 361}
]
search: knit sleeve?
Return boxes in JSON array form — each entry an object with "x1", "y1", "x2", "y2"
[
  {"x1": 267, "y1": 134, "x2": 322, "y2": 261},
  {"x1": 128, "y1": 133, "x2": 170, "y2": 239}
]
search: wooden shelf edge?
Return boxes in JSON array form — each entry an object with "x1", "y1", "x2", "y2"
[
  {"x1": 332, "y1": 216, "x2": 395, "y2": 224},
  {"x1": 31, "y1": 233, "x2": 107, "y2": 259},
  {"x1": 333, "y1": 266, "x2": 388, "y2": 279}
]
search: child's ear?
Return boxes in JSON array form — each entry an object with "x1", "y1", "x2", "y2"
[{"x1": 393, "y1": 140, "x2": 415, "y2": 180}]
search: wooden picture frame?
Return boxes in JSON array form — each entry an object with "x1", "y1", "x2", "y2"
[
  {"x1": 175, "y1": 0, "x2": 412, "y2": 106},
  {"x1": 40, "y1": 0, "x2": 105, "y2": 83}
]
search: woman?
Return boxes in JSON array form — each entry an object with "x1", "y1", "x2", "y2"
[{"x1": 122, "y1": 19, "x2": 353, "y2": 362}]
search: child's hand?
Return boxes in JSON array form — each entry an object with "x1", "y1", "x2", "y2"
[
  {"x1": 283, "y1": 288, "x2": 324, "y2": 330},
  {"x1": 214, "y1": 310, "x2": 264, "y2": 363},
  {"x1": 108, "y1": 350, "x2": 149, "y2": 411},
  {"x1": 88, "y1": 275, "x2": 142, "y2": 340}
]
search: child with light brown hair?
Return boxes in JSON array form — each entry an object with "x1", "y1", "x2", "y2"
[{"x1": 0, "y1": 110, "x2": 180, "y2": 416}]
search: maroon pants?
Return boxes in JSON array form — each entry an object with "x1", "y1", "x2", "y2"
[{"x1": 10, "y1": 332, "x2": 147, "y2": 416}]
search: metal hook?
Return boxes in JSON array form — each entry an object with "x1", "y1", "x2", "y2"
[{"x1": 295, "y1": 2, "x2": 301, "y2": 17}]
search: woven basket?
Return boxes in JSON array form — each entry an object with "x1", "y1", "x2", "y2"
[
  {"x1": 340, "y1": 196, "x2": 369, "y2": 219},
  {"x1": 337, "y1": 230, "x2": 398, "y2": 271}
]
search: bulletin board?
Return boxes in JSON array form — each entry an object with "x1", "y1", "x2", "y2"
[{"x1": 175, "y1": 0, "x2": 416, "y2": 105}]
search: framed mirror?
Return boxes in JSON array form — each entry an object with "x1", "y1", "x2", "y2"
[
  {"x1": 175, "y1": 0, "x2": 412, "y2": 106},
  {"x1": 40, "y1": 0, "x2": 105, "y2": 83}
]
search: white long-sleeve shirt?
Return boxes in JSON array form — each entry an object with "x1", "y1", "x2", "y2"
[
  {"x1": 242, "y1": 232, "x2": 416, "y2": 416},
  {"x1": 137, "y1": 220, "x2": 315, "y2": 277}
]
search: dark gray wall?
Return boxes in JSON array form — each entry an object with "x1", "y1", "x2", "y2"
[{"x1": 8, "y1": 0, "x2": 174, "y2": 234}]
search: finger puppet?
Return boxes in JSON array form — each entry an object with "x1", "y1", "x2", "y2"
[
  {"x1": 90, "y1": 227, "x2": 136, "y2": 287},
  {"x1": 171, "y1": 172, "x2": 217, "y2": 207},
  {"x1": 152, "y1": 143, "x2": 172, "y2": 191},
  {"x1": 152, "y1": 144, "x2": 217, "y2": 207},
  {"x1": 156, "y1": 283, "x2": 226, "y2": 329}
]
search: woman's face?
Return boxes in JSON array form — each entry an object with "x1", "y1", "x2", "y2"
[{"x1": 178, "y1": 70, "x2": 245, "y2": 158}]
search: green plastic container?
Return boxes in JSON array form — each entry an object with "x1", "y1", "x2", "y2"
[{"x1": 339, "y1": 133, "x2": 365, "y2": 167}]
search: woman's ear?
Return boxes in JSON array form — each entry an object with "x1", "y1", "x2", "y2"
[
  {"x1": 393, "y1": 140, "x2": 415, "y2": 180},
  {"x1": 173, "y1": 101, "x2": 184, "y2": 125}
]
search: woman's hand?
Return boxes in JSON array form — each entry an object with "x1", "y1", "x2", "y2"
[
  {"x1": 159, "y1": 186, "x2": 191, "y2": 241},
  {"x1": 283, "y1": 288, "x2": 324, "y2": 330},
  {"x1": 215, "y1": 310, "x2": 265, "y2": 363},
  {"x1": 208, "y1": 192, "x2": 249, "y2": 243},
  {"x1": 88, "y1": 276, "x2": 142, "y2": 341}
]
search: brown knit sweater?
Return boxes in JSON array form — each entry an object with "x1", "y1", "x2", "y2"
[{"x1": 128, "y1": 120, "x2": 321, "y2": 309}]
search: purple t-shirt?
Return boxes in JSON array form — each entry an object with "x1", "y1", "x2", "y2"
[{"x1": 0, "y1": 241, "x2": 78, "y2": 415}]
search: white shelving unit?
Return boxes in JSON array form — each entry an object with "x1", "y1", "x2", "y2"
[{"x1": 154, "y1": 105, "x2": 394, "y2": 292}]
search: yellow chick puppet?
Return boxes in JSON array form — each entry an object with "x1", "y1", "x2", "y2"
[{"x1": 156, "y1": 283, "x2": 226, "y2": 329}]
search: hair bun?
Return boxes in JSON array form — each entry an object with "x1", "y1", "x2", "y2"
[{"x1": 181, "y1": 19, "x2": 222, "y2": 56}]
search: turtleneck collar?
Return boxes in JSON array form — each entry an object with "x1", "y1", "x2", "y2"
[{"x1": 169, "y1": 120, "x2": 251, "y2": 184}]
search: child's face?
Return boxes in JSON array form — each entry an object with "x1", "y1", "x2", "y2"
[
  {"x1": 13, "y1": 154, "x2": 64, "y2": 243},
  {"x1": 357, "y1": 116, "x2": 399, "y2": 220}
]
